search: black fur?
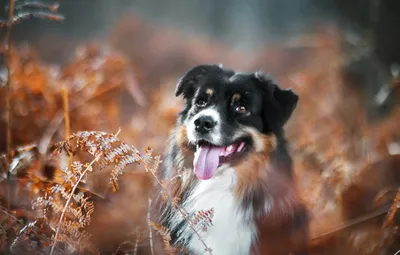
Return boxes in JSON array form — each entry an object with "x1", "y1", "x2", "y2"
[
  {"x1": 175, "y1": 64, "x2": 298, "y2": 147},
  {"x1": 157, "y1": 64, "x2": 308, "y2": 255}
]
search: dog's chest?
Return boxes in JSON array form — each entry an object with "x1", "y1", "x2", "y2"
[{"x1": 177, "y1": 167, "x2": 256, "y2": 255}]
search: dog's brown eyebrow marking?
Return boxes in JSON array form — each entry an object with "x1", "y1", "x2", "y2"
[
  {"x1": 231, "y1": 93, "x2": 241, "y2": 105},
  {"x1": 206, "y1": 89, "x2": 213, "y2": 96}
]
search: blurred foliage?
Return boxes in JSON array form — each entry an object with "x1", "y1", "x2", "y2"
[{"x1": 0, "y1": 5, "x2": 399, "y2": 255}]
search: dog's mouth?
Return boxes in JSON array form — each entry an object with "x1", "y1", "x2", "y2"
[{"x1": 193, "y1": 140, "x2": 247, "y2": 180}]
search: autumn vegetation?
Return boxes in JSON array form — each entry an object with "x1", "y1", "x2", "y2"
[{"x1": 0, "y1": 1, "x2": 400, "y2": 254}]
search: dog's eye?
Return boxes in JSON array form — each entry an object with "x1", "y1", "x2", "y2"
[
  {"x1": 235, "y1": 104, "x2": 247, "y2": 114},
  {"x1": 196, "y1": 99, "x2": 207, "y2": 107}
]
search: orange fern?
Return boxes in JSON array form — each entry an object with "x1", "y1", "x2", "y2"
[
  {"x1": 150, "y1": 221, "x2": 174, "y2": 254},
  {"x1": 191, "y1": 208, "x2": 214, "y2": 233}
]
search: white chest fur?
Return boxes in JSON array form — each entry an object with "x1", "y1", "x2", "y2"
[{"x1": 172, "y1": 167, "x2": 256, "y2": 255}]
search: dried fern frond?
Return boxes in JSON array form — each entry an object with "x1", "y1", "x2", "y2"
[
  {"x1": 0, "y1": 0, "x2": 64, "y2": 27},
  {"x1": 191, "y1": 208, "x2": 214, "y2": 233},
  {"x1": 150, "y1": 221, "x2": 174, "y2": 254},
  {"x1": 12, "y1": 11, "x2": 64, "y2": 23},
  {"x1": 113, "y1": 227, "x2": 144, "y2": 255},
  {"x1": 0, "y1": 207, "x2": 56, "y2": 254},
  {"x1": 9, "y1": 220, "x2": 42, "y2": 254},
  {"x1": 0, "y1": 143, "x2": 38, "y2": 181},
  {"x1": 39, "y1": 131, "x2": 160, "y2": 254},
  {"x1": 0, "y1": 130, "x2": 160, "y2": 254},
  {"x1": 53, "y1": 130, "x2": 143, "y2": 191},
  {"x1": 384, "y1": 187, "x2": 400, "y2": 227},
  {"x1": 32, "y1": 188, "x2": 93, "y2": 253},
  {"x1": 143, "y1": 150, "x2": 212, "y2": 254},
  {"x1": 14, "y1": 1, "x2": 60, "y2": 12},
  {"x1": 0, "y1": 207, "x2": 19, "y2": 251}
]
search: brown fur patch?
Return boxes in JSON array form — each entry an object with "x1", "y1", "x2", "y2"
[
  {"x1": 206, "y1": 88, "x2": 213, "y2": 96},
  {"x1": 171, "y1": 125, "x2": 197, "y2": 197},
  {"x1": 171, "y1": 124, "x2": 308, "y2": 254},
  {"x1": 234, "y1": 133, "x2": 277, "y2": 200},
  {"x1": 231, "y1": 93, "x2": 241, "y2": 106},
  {"x1": 176, "y1": 125, "x2": 194, "y2": 164},
  {"x1": 234, "y1": 132, "x2": 308, "y2": 254},
  {"x1": 177, "y1": 125, "x2": 189, "y2": 149}
]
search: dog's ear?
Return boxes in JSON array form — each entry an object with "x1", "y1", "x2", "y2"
[
  {"x1": 254, "y1": 71, "x2": 298, "y2": 132},
  {"x1": 175, "y1": 64, "x2": 223, "y2": 98}
]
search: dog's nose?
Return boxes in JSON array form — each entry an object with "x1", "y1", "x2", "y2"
[{"x1": 194, "y1": 116, "x2": 216, "y2": 133}]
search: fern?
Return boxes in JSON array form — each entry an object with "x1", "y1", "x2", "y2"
[
  {"x1": 0, "y1": 208, "x2": 19, "y2": 250},
  {"x1": 1, "y1": 0, "x2": 64, "y2": 27},
  {"x1": 113, "y1": 227, "x2": 146, "y2": 255},
  {"x1": 384, "y1": 187, "x2": 400, "y2": 227},
  {"x1": 1, "y1": 208, "x2": 57, "y2": 254},
  {"x1": 143, "y1": 148, "x2": 213, "y2": 254},
  {"x1": 150, "y1": 221, "x2": 174, "y2": 254},
  {"x1": 191, "y1": 208, "x2": 214, "y2": 233},
  {"x1": 1, "y1": 129, "x2": 212, "y2": 254},
  {"x1": 9, "y1": 220, "x2": 44, "y2": 254},
  {"x1": 0, "y1": 130, "x2": 163, "y2": 253},
  {"x1": 54, "y1": 130, "x2": 143, "y2": 192},
  {"x1": 41, "y1": 130, "x2": 160, "y2": 254}
]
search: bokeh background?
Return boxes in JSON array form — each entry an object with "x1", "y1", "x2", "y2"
[{"x1": 0, "y1": 0, "x2": 400, "y2": 254}]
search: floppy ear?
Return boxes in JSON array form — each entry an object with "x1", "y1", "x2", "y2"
[
  {"x1": 175, "y1": 64, "x2": 223, "y2": 98},
  {"x1": 254, "y1": 71, "x2": 299, "y2": 132}
]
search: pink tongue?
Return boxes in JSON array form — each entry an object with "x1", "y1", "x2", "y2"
[{"x1": 194, "y1": 145, "x2": 223, "y2": 180}]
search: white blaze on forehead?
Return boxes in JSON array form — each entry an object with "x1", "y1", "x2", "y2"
[
  {"x1": 192, "y1": 87, "x2": 203, "y2": 104},
  {"x1": 186, "y1": 108, "x2": 222, "y2": 144},
  {"x1": 195, "y1": 108, "x2": 221, "y2": 123}
]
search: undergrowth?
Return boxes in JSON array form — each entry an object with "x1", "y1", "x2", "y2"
[
  {"x1": 0, "y1": 131, "x2": 214, "y2": 254},
  {"x1": 1, "y1": 1, "x2": 400, "y2": 255}
]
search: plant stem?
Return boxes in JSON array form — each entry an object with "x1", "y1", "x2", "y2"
[
  {"x1": 147, "y1": 198, "x2": 154, "y2": 255},
  {"x1": 5, "y1": 0, "x2": 15, "y2": 210},
  {"x1": 50, "y1": 154, "x2": 101, "y2": 255},
  {"x1": 62, "y1": 87, "x2": 73, "y2": 170},
  {"x1": 62, "y1": 87, "x2": 71, "y2": 140},
  {"x1": 145, "y1": 161, "x2": 212, "y2": 255}
]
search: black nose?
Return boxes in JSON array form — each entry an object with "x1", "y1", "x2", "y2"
[{"x1": 194, "y1": 116, "x2": 216, "y2": 133}]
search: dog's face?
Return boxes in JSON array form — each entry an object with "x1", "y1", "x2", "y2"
[{"x1": 175, "y1": 64, "x2": 298, "y2": 180}]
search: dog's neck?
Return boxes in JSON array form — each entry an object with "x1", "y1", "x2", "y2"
[{"x1": 159, "y1": 128, "x2": 301, "y2": 255}]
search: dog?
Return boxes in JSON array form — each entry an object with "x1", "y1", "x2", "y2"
[{"x1": 157, "y1": 64, "x2": 309, "y2": 255}]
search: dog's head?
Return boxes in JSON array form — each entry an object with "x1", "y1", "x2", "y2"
[{"x1": 175, "y1": 64, "x2": 298, "y2": 180}]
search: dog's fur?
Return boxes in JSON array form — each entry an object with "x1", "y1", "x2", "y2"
[{"x1": 157, "y1": 64, "x2": 309, "y2": 255}]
